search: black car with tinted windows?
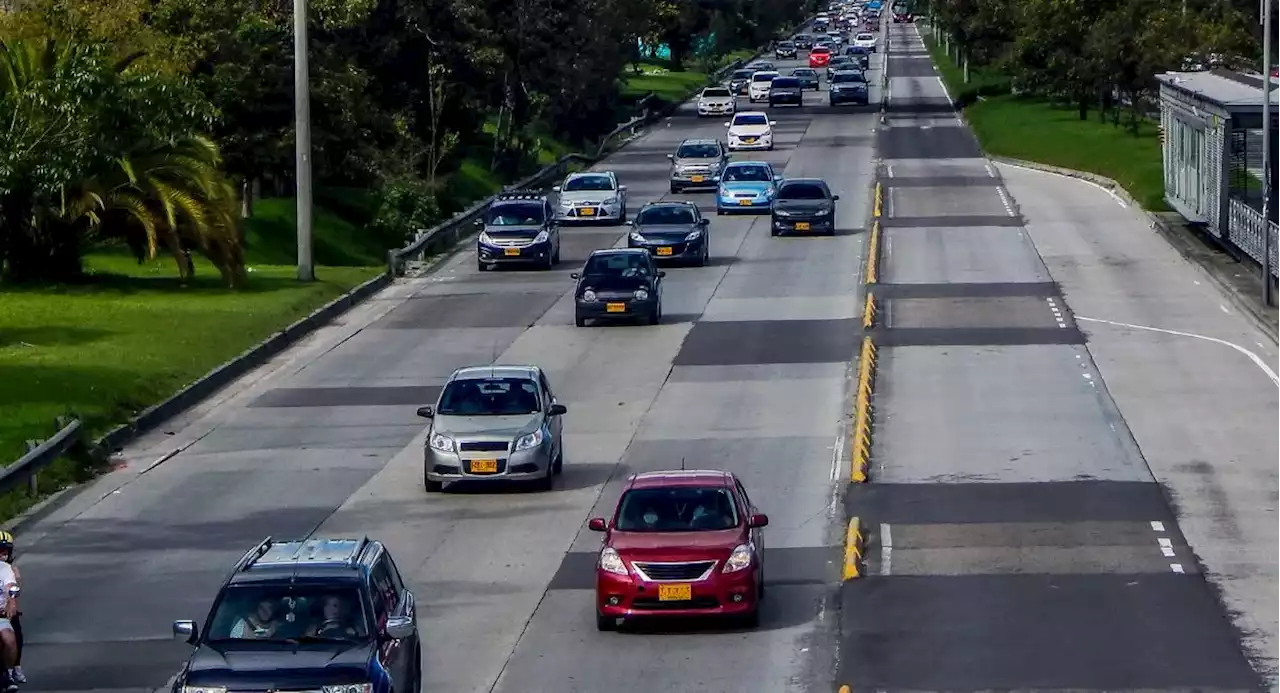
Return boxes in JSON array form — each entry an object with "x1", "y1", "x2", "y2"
[
  {"x1": 774, "y1": 40, "x2": 797, "y2": 59},
  {"x1": 572, "y1": 249, "x2": 665, "y2": 326},
  {"x1": 843, "y1": 45, "x2": 872, "y2": 69},
  {"x1": 794, "y1": 33, "x2": 815, "y2": 49},
  {"x1": 628, "y1": 201, "x2": 711, "y2": 266},
  {"x1": 727, "y1": 68, "x2": 755, "y2": 95},
  {"x1": 475, "y1": 192, "x2": 561, "y2": 270},
  {"x1": 171, "y1": 537, "x2": 420, "y2": 693},
  {"x1": 790, "y1": 67, "x2": 821, "y2": 90},
  {"x1": 828, "y1": 69, "x2": 869, "y2": 105},
  {"x1": 768, "y1": 76, "x2": 804, "y2": 107},
  {"x1": 826, "y1": 55, "x2": 858, "y2": 80},
  {"x1": 771, "y1": 178, "x2": 839, "y2": 236}
]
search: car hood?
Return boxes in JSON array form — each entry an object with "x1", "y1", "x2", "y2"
[
  {"x1": 673, "y1": 158, "x2": 722, "y2": 170},
  {"x1": 578, "y1": 274, "x2": 650, "y2": 292},
  {"x1": 699, "y1": 96, "x2": 734, "y2": 105},
  {"x1": 432, "y1": 413, "x2": 541, "y2": 438},
  {"x1": 749, "y1": 81, "x2": 774, "y2": 90},
  {"x1": 609, "y1": 529, "x2": 744, "y2": 559},
  {"x1": 729, "y1": 125, "x2": 771, "y2": 137},
  {"x1": 720, "y1": 180, "x2": 774, "y2": 193},
  {"x1": 559, "y1": 190, "x2": 618, "y2": 204},
  {"x1": 484, "y1": 226, "x2": 543, "y2": 238},
  {"x1": 633, "y1": 223, "x2": 699, "y2": 240},
  {"x1": 184, "y1": 643, "x2": 372, "y2": 688},
  {"x1": 774, "y1": 198, "x2": 833, "y2": 214}
]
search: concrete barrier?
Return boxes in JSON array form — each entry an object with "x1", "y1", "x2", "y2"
[{"x1": 842, "y1": 516, "x2": 865, "y2": 580}]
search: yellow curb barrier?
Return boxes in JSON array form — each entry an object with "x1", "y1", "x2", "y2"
[
  {"x1": 861, "y1": 291, "x2": 876, "y2": 329},
  {"x1": 843, "y1": 517, "x2": 864, "y2": 580},
  {"x1": 865, "y1": 219, "x2": 880, "y2": 284},
  {"x1": 838, "y1": 686, "x2": 852, "y2": 693},
  {"x1": 851, "y1": 336, "x2": 876, "y2": 483},
  {"x1": 873, "y1": 181, "x2": 883, "y2": 218}
]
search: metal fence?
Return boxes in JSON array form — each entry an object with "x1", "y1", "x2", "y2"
[
  {"x1": 1229, "y1": 198, "x2": 1280, "y2": 277},
  {"x1": 0, "y1": 417, "x2": 86, "y2": 500}
]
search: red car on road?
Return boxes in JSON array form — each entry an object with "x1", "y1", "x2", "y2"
[
  {"x1": 808, "y1": 46, "x2": 832, "y2": 68},
  {"x1": 588, "y1": 470, "x2": 768, "y2": 630}
]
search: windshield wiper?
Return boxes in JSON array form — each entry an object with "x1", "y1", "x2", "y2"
[{"x1": 285, "y1": 635, "x2": 358, "y2": 644}]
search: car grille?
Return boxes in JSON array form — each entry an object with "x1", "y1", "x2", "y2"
[
  {"x1": 459, "y1": 441, "x2": 510, "y2": 452},
  {"x1": 633, "y1": 560, "x2": 716, "y2": 581},
  {"x1": 632, "y1": 596, "x2": 720, "y2": 611},
  {"x1": 485, "y1": 236, "x2": 535, "y2": 247},
  {"x1": 732, "y1": 192, "x2": 757, "y2": 198}
]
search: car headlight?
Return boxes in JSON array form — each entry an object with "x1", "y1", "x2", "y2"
[
  {"x1": 514, "y1": 428, "x2": 545, "y2": 451},
  {"x1": 603, "y1": 196, "x2": 619, "y2": 205},
  {"x1": 723, "y1": 543, "x2": 754, "y2": 573},
  {"x1": 182, "y1": 688, "x2": 228, "y2": 693},
  {"x1": 599, "y1": 547, "x2": 628, "y2": 575},
  {"x1": 533, "y1": 230, "x2": 549, "y2": 243},
  {"x1": 581, "y1": 289, "x2": 598, "y2": 303},
  {"x1": 774, "y1": 209, "x2": 791, "y2": 217},
  {"x1": 429, "y1": 432, "x2": 454, "y2": 453},
  {"x1": 478, "y1": 231, "x2": 494, "y2": 244},
  {"x1": 323, "y1": 685, "x2": 373, "y2": 693},
  {"x1": 685, "y1": 230, "x2": 702, "y2": 241},
  {"x1": 816, "y1": 208, "x2": 830, "y2": 216},
  {"x1": 633, "y1": 288, "x2": 649, "y2": 300},
  {"x1": 629, "y1": 231, "x2": 645, "y2": 243},
  {"x1": 763, "y1": 187, "x2": 775, "y2": 197}
]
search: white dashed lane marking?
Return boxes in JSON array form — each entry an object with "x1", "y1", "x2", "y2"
[
  {"x1": 1149, "y1": 520, "x2": 1187, "y2": 573},
  {"x1": 1046, "y1": 297, "x2": 1068, "y2": 328}
]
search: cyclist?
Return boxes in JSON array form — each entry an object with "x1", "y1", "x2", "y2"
[{"x1": 0, "y1": 532, "x2": 22, "y2": 686}]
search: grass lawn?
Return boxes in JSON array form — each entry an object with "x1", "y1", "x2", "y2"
[
  {"x1": 621, "y1": 64, "x2": 712, "y2": 102},
  {"x1": 922, "y1": 35, "x2": 1167, "y2": 210}
]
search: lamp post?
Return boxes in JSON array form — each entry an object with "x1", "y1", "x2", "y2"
[
  {"x1": 1262, "y1": 0, "x2": 1273, "y2": 305},
  {"x1": 294, "y1": 0, "x2": 315, "y2": 282}
]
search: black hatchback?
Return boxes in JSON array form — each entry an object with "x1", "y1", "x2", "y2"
[
  {"x1": 771, "y1": 178, "x2": 840, "y2": 236},
  {"x1": 768, "y1": 76, "x2": 804, "y2": 107},
  {"x1": 572, "y1": 249, "x2": 665, "y2": 326},
  {"x1": 774, "y1": 41, "x2": 797, "y2": 59}
]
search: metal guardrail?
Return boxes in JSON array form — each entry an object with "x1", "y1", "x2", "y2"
[{"x1": 3, "y1": 417, "x2": 85, "y2": 498}]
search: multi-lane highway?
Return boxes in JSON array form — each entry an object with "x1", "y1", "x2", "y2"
[
  {"x1": 18, "y1": 28, "x2": 885, "y2": 693},
  {"x1": 835, "y1": 21, "x2": 1276, "y2": 692}
]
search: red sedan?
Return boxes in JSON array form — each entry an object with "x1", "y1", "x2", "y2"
[
  {"x1": 808, "y1": 46, "x2": 831, "y2": 68},
  {"x1": 588, "y1": 469, "x2": 768, "y2": 630}
]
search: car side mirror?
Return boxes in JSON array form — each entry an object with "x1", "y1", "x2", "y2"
[
  {"x1": 416, "y1": 406, "x2": 434, "y2": 419},
  {"x1": 548, "y1": 403, "x2": 568, "y2": 416},
  {"x1": 657, "y1": 270, "x2": 666, "y2": 278},
  {"x1": 551, "y1": 185, "x2": 561, "y2": 192},
  {"x1": 667, "y1": 154, "x2": 675, "y2": 160},
  {"x1": 619, "y1": 185, "x2": 627, "y2": 192},
  {"x1": 723, "y1": 122, "x2": 731, "y2": 127},
  {"x1": 770, "y1": 120, "x2": 777, "y2": 126},
  {"x1": 570, "y1": 272, "x2": 580, "y2": 279},
  {"x1": 588, "y1": 518, "x2": 608, "y2": 532},
  {"x1": 748, "y1": 513, "x2": 769, "y2": 528},
  {"x1": 699, "y1": 218, "x2": 710, "y2": 226},
  {"x1": 473, "y1": 219, "x2": 485, "y2": 228},
  {"x1": 385, "y1": 615, "x2": 414, "y2": 640},
  {"x1": 832, "y1": 194, "x2": 841, "y2": 201},
  {"x1": 774, "y1": 175, "x2": 783, "y2": 182},
  {"x1": 173, "y1": 619, "x2": 198, "y2": 644}
]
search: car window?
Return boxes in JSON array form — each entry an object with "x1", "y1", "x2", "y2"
[
  {"x1": 370, "y1": 557, "x2": 399, "y2": 628},
  {"x1": 436, "y1": 377, "x2": 541, "y2": 416},
  {"x1": 486, "y1": 202, "x2": 544, "y2": 225},
  {"x1": 751, "y1": 72, "x2": 778, "y2": 83},
  {"x1": 702, "y1": 87, "x2": 731, "y2": 98},
  {"x1": 205, "y1": 585, "x2": 370, "y2": 643},
  {"x1": 777, "y1": 182, "x2": 829, "y2": 200},
  {"x1": 735, "y1": 480, "x2": 754, "y2": 510},
  {"x1": 771, "y1": 78, "x2": 800, "y2": 88},
  {"x1": 723, "y1": 165, "x2": 772, "y2": 182},
  {"x1": 379, "y1": 549, "x2": 406, "y2": 593},
  {"x1": 732, "y1": 69, "x2": 753, "y2": 80},
  {"x1": 584, "y1": 253, "x2": 652, "y2": 278},
  {"x1": 857, "y1": 33, "x2": 874, "y2": 40},
  {"x1": 538, "y1": 371, "x2": 555, "y2": 401},
  {"x1": 791, "y1": 68, "x2": 816, "y2": 76},
  {"x1": 614, "y1": 486, "x2": 740, "y2": 532},
  {"x1": 675, "y1": 143, "x2": 721, "y2": 158},
  {"x1": 563, "y1": 175, "x2": 614, "y2": 192},
  {"x1": 636, "y1": 206, "x2": 696, "y2": 225},
  {"x1": 732, "y1": 114, "x2": 769, "y2": 126},
  {"x1": 832, "y1": 71, "x2": 866, "y2": 83},
  {"x1": 812, "y1": 47, "x2": 830, "y2": 54}
]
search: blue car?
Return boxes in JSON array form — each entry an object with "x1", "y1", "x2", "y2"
[{"x1": 716, "y1": 161, "x2": 782, "y2": 215}]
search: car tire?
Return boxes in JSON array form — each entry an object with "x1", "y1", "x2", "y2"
[
  {"x1": 535, "y1": 464, "x2": 554, "y2": 491},
  {"x1": 553, "y1": 449, "x2": 564, "y2": 475},
  {"x1": 648, "y1": 303, "x2": 661, "y2": 325},
  {"x1": 575, "y1": 313, "x2": 586, "y2": 327},
  {"x1": 552, "y1": 244, "x2": 561, "y2": 263},
  {"x1": 477, "y1": 260, "x2": 489, "y2": 272},
  {"x1": 771, "y1": 225, "x2": 781, "y2": 237},
  {"x1": 670, "y1": 183, "x2": 681, "y2": 195},
  {"x1": 424, "y1": 477, "x2": 443, "y2": 493},
  {"x1": 738, "y1": 607, "x2": 761, "y2": 629},
  {"x1": 698, "y1": 246, "x2": 709, "y2": 267},
  {"x1": 717, "y1": 208, "x2": 725, "y2": 216},
  {"x1": 596, "y1": 612, "x2": 618, "y2": 631}
]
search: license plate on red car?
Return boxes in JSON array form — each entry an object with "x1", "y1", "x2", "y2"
[{"x1": 658, "y1": 584, "x2": 692, "y2": 601}]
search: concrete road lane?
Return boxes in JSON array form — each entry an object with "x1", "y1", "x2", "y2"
[
  {"x1": 837, "y1": 20, "x2": 1268, "y2": 692},
  {"x1": 15, "y1": 32, "x2": 883, "y2": 693}
]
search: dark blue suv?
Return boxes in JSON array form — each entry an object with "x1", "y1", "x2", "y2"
[{"x1": 171, "y1": 537, "x2": 421, "y2": 693}]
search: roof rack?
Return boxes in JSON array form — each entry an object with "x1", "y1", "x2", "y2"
[
  {"x1": 235, "y1": 536, "x2": 274, "y2": 572},
  {"x1": 494, "y1": 192, "x2": 546, "y2": 202}
]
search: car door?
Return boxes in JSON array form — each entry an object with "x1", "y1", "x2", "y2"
[
  {"x1": 544, "y1": 201, "x2": 560, "y2": 255},
  {"x1": 370, "y1": 553, "x2": 409, "y2": 684},
  {"x1": 538, "y1": 369, "x2": 563, "y2": 449},
  {"x1": 643, "y1": 254, "x2": 661, "y2": 302}
]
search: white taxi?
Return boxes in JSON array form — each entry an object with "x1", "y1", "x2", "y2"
[{"x1": 747, "y1": 70, "x2": 780, "y2": 102}]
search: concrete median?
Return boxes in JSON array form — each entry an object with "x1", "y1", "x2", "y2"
[{"x1": 842, "y1": 516, "x2": 865, "y2": 580}]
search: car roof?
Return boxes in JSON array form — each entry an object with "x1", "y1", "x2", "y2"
[
  {"x1": 227, "y1": 537, "x2": 377, "y2": 584},
  {"x1": 589, "y1": 247, "x2": 649, "y2": 257},
  {"x1": 733, "y1": 110, "x2": 769, "y2": 117},
  {"x1": 626, "y1": 470, "x2": 736, "y2": 489},
  {"x1": 779, "y1": 177, "x2": 830, "y2": 187},
  {"x1": 724, "y1": 160, "x2": 771, "y2": 168},
  {"x1": 449, "y1": 365, "x2": 540, "y2": 381},
  {"x1": 679, "y1": 138, "x2": 720, "y2": 146},
  {"x1": 566, "y1": 171, "x2": 614, "y2": 181},
  {"x1": 640, "y1": 200, "x2": 697, "y2": 210}
]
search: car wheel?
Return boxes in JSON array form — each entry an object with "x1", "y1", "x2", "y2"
[
  {"x1": 535, "y1": 464, "x2": 554, "y2": 491},
  {"x1": 424, "y1": 477, "x2": 443, "y2": 493},
  {"x1": 553, "y1": 448, "x2": 564, "y2": 475},
  {"x1": 596, "y1": 611, "x2": 618, "y2": 631},
  {"x1": 717, "y1": 208, "x2": 725, "y2": 216},
  {"x1": 771, "y1": 225, "x2": 781, "y2": 237},
  {"x1": 648, "y1": 303, "x2": 661, "y2": 325},
  {"x1": 575, "y1": 312, "x2": 587, "y2": 327},
  {"x1": 477, "y1": 260, "x2": 489, "y2": 272},
  {"x1": 738, "y1": 607, "x2": 761, "y2": 629},
  {"x1": 670, "y1": 183, "x2": 680, "y2": 195},
  {"x1": 698, "y1": 246, "x2": 709, "y2": 267}
]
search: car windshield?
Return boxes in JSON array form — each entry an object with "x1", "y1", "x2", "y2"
[
  {"x1": 636, "y1": 206, "x2": 696, "y2": 225},
  {"x1": 724, "y1": 165, "x2": 772, "y2": 182},
  {"x1": 791, "y1": 68, "x2": 816, "y2": 76},
  {"x1": 614, "y1": 486, "x2": 740, "y2": 532},
  {"x1": 812, "y1": 47, "x2": 830, "y2": 54},
  {"x1": 437, "y1": 377, "x2": 540, "y2": 416},
  {"x1": 771, "y1": 78, "x2": 800, "y2": 88},
  {"x1": 676, "y1": 143, "x2": 720, "y2": 158},
  {"x1": 486, "y1": 202, "x2": 544, "y2": 225},
  {"x1": 583, "y1": 253, "x2": 652, "y2": 278},
  {"x1": 205, "y1": 585, "x2": 369, "y2": 644},
  {"x1": 563, "y1": 175, "x2": 614, "y2": 192},
  {"x1": 857, "y1": 33, "x2": 874, "y2": 40},
  {"x1": 778, "y1": 183, "x2": 829, "y2": 200},
  {"x1": 732, "y1": 69, "x2": 753, "y2": 79},
  {"x1": 733, "y1": 114, "x2": 769, "y2": 126},
  {"x1": 751, "y1": 72, "x2": 777, "y2": 82},
  {"x1": 778, "y1": 41, "x2": 795, "y2": 48},
  {"x1": 832, "y1": 71, "x2": 866, "y2": 83},
  {"x1": 702, "y1": 87, "x2": 731, "y2": 98}
]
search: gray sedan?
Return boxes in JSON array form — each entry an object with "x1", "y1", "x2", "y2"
[{"x1": 417, "y1": 365, "x2": 567, "y2": 491}]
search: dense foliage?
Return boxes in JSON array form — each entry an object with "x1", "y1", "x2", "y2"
[
  {"x1": 920, "y1": 0, "x2": 1267, "y2": 124},
  {"x1": 0, "y1": 0, "x2": 814, "y2": 284}
]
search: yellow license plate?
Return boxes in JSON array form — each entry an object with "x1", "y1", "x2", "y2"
[
  {"x1": 656, "y1": 247, "x2": 674, "y2": 256},
  {"x1": 470, "y1": 459, "x2": 498, "y2": 473},
  {"x1": 580, "y1": 207, "x2": 595, "y2": 216},
  {"x1": 606, "y1": 302, "x2": 626, "y2": 313},
  {"x1": 691, "y1": 175, "x2": 705, "y2": 183},
  {"x1": 743, "y1": 138, "x2": 756, "y2": 143},
  {"x1": 795, "y1": 222, "x2": 811, "y2": 231},
  {"x1": 658, "y1": 584, "x2": 692, "y2": 601},
  {"x1": 738, "y1": 199, "x2": 751, "y2": 205},
  {"x1": 504, "y1": 247, "x2": 520, "y2": 256}
]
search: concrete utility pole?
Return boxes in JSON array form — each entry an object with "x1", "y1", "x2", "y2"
[
  {"x1": 294, "y1": 0, "x2": 315, "y2": 281},
  {"x1": 1263, "y1": 0, "x2": 1274, "y2": 305}
]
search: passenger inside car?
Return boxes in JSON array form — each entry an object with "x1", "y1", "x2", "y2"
[
  {"x1": 584, "y1": 254, "x2": 650, "y2": 278},
  {"x1": 306, "y1": 595, "x2": 359, "y2": 639},
  {"x1": 724, "y1": 165, "x2": 772, "y2": 182}
]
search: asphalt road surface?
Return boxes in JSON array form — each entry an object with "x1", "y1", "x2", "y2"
[
  {"x1": 834, "y1": 21, "x2": 1276, "y2": 692},
  {"x1": 16, "y1": 28, "x2": 885, "y2": 693}
]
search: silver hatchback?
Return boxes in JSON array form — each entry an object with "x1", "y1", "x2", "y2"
[{"x1": 417, "y1": 365, "x2": 567, "y2": 491}]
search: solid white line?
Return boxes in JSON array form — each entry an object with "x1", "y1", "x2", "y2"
[
  {"x1": 1171, "y1": 563, "x2": 1185, "y2": 574},
  {"x1": 1075, "y1": 316, "x2": 1280, "y2": 387},
  {"x1": 880, "y1": 523, "x2": 893, "y2": 575},
  {"x1": 1151, "y1": 521, "x2": 1165, "y2": 531},
  {"x1": 829, "y1": 433, "x2": 845, "y2": 482},
  {"x1": 996, "y1": 159, "x2": 1128, "y2": 208}
]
